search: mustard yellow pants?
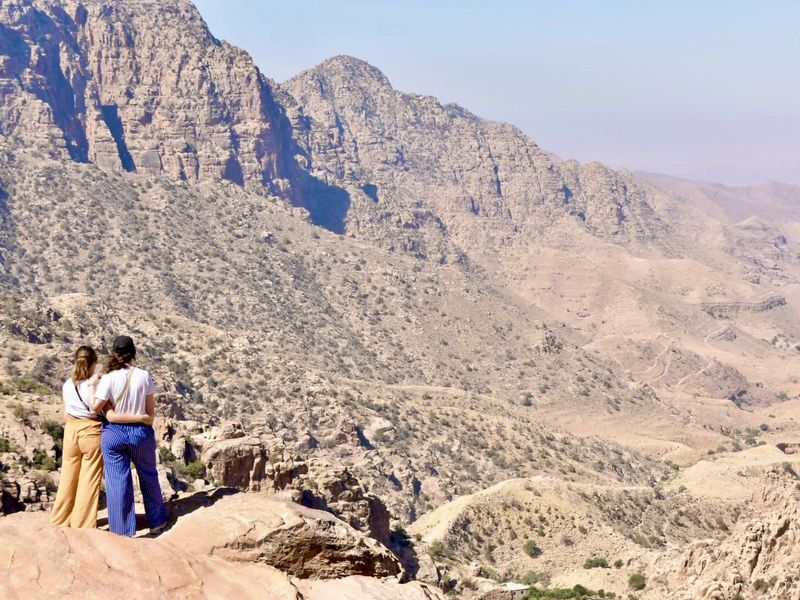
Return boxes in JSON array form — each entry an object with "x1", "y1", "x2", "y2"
[{"x1": 50, "y1": 416, "x2": 103, "y2": 528}]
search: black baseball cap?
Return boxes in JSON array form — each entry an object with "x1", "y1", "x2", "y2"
[{"x1": 112, "y1": 335, "x2": 136, "y2": 355}]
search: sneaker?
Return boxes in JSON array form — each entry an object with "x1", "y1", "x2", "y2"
[{"x1": 148, "y1": 521, "x2": 169, "y2": 536}]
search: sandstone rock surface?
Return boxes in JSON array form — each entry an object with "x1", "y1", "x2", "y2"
[
  {"x1": 0, "y1": 511, "x2": 302, "y2": 600},
  {"x1": 0, "y1": 498, "x2": 443, "y2": 599},
  {"x1": 161, "y1": 492, "x2": 401, "y2": 579}
]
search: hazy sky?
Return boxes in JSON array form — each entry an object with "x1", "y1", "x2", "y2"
[{"x1": 194, "y1": 1, "x2": 800, "y2": 186}]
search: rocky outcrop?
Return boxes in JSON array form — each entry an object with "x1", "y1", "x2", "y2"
[
  {"x1": 0, "y1": 503, "x2": 444, "y2": 599},
  {"x1": 161, "y1": 492, "x2": 401, "y2": 579},
  {"x1": 200, "y1": 435, "x2": 272, "y2": 491},
  {"x1": 700, "y1": 296, "x2": 786, "y2": 320},
  {"x1": 0, "y1": 511, "x2": 303, "y2": 600},
  {"x1": 655, "y1": 469, "x2": 800, "y2": 599},
  {"x1": 194, "y1": 430, "x2": 392, "y2": 545},
  {"x1": 298, "y1": 465, "x2": 393, "y2": 546}
]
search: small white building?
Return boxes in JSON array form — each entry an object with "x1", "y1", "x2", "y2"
[{"x1": 500, "y1": 582, "x2": 530, "y2": 600}]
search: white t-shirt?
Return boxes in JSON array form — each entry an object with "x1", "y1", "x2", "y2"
[
  {"x1": 95, "y1": 366, "x2": 156, "y2": 416},
  {"x1": 62, "y1": 378, "x2": 95, "y2": 419}
]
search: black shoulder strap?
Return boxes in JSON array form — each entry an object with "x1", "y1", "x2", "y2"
[{"x1": 73, "y1": 382, "x2": 93, "y2": 413}]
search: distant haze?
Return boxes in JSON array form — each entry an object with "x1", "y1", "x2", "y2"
[{"x1": 194, "y1": 0, "x2": 800, "y2": 186}]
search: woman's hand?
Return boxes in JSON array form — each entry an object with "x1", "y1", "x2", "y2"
[{"x1": 105, "y1": 409, "x2": 153, "y2": 425}]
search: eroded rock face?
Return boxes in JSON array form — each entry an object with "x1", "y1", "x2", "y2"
[
  {"x1": 194, "y1": 431, "x2": 392, "y2": 545},
  {"x1": 281, "y1": 55, "x2": 671, "y2": 257},
  {"x1": 0, "y1": 0, "x2": 294, "y2": 193},
  {"x1": 161, "y1": 492, "x2": 401, "y2": 579},
  {"x1": 655, "y1": 469, "x2": 800, "y2": 599},
  {"x1": 200, "y1": 435, "x2": 271, "y2": 491}
]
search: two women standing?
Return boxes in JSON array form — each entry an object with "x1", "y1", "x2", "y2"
[{"x1": 50, "y1": 336, "x2": 167, "y2": 536}]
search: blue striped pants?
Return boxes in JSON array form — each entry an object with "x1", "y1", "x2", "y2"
[{"x1": 101, "y1": 423, "x2": 167, "y2": 536}]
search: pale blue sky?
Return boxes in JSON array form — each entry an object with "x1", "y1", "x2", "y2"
[{"x1": 193, "y1": 1, "x2": 800, "y2": 185}]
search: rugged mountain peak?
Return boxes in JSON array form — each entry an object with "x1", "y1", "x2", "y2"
[
  {"x1": 294, "y1": 54, "x2": 394, "y2": 90},
  {"x1": 0, "y1": 0, "x2": 294, "y2": 194},
  {"x1": 283, "y1": 53, "x2": 672, "y2": 259}
]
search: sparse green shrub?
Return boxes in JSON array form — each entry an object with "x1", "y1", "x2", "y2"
[
  {"x1": 41, "y1": 420, "x2": 63, "y2": 443},
  {"x1": 518, "y1": 570, "x2": 543, "y2": 585},
  {"x1": 460, "y1": 577, "x2": 477, "y2": 590},
  {"x1": 428, "y1": 540, "x2": 455, "y2": 561},
  {"x1": 524, "y1": 539, "x2": 542, "y2": 558},
  {"x1": 159, "y1": 446, "x2": 176, "y2": 463},
  {"x1": 528, "y1": 584, "x2": 602, "y2": 599},
  {"x1": 14, "y1": 377, "x2": 53, "y2": 395},
  {"x1": 614, "y1": 559, "x2": 624, "y2": 569},
  {"x1": 584, "y1": 557, "x2": 609, "y2": 569},
  {"x1": 180, "y1": 460, "x2": 206, "y2": 480},
  {"x1": 0, "y1": 437, "x2": 15, "y2": 453},
  {"x1": 628, "y1": 573, "x2": 646, "y2": 591},
  {"x1": 12, "y1": 403, "x2": 37, "y2": 426},
  {"x1": 31, "y1": 449, "x2": 56, "y2": 471},
  {"x1": 478, "y1": 565, "x2": 500, "y2": 581}
]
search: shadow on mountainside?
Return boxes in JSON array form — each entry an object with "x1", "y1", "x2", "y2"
[{"x1": 261, "y1": 84, "x2": 351, "y2": 234}]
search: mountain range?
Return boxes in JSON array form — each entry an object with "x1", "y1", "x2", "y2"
[{"x1": 1, "y1": 1, "x2": 800, "y2": 598}]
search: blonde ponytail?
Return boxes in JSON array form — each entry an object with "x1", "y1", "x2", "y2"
[{"x1": 72, "y1": 345, "x2": 98, "y2": 382}]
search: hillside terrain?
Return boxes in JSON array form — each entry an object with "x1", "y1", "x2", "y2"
[{"x1": 1, "y1": 1, "x2": 800, "y2": 598}]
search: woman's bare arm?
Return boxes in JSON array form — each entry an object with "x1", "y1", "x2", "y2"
[
  {"x1": 104, "y1": 393, "x2": 155, "y2": 425},
  {"x1": 105, "y1": 406, "x2": 153, "y2": 425},
  {"x1": 87, "y1": 373, "x2": 105, "y2": 413}
]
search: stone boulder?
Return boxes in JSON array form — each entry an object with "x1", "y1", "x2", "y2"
[
  {"x1": 299, "y1": 466, "x2": 392, "y2": 546},
  {"x1": 200, "y1": 436, "x2": 270, "y2": 490},
  {"x1": 161, "y1": 492, "x2": 401, "y2": 579}
]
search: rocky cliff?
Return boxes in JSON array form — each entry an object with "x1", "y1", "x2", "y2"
[
  {"x1": 281, "y1": 55, "x2": 673, "y2": 259},
  {"x1": 0, "y1": 0, "x2": 297, "y2": 195},
  {"x1": 654, "y1": 469, "x2": 800, "y2": 599}
]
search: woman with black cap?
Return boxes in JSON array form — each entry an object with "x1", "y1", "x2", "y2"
[{"x1": 92, "y1": 335, "x2": 168, "y2": 536}]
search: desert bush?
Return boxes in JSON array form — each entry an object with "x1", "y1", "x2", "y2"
[
  {"x1": 460, "y1": 578, "x2": 477, "y2": 590},
  {"x1": 584, "y1": 557, "x2": 609, "y2": 569},
  {"x1": 523, "y1": 539, "x2": 542, "y2": 558},
  {"x1": 628, "y1": 573, "x2": 646, "y2": 591},
  {"x1": 428, "y1": 540, "x2": 455, "y2": 561},
  {"x1": 478, "y1": 565, "x2": 500, "y2": 581},
  {"x1": 0, "y1": 436, "x2": 16, "y2": 453},
  {"x1": 31, "y1": 449, "x2": 56, "y2": 471},
  {"x1": 528, "y1": 584, "x2": 604, "y2": 599},
  {"x1": 12, "y1": 403, "x2": 37, "y2": 426},
  {"x1": 518, "y1": 570, "x2": 543, "y2": 585},
  {"x1": 14, "y1": 377, "x2": 53, "y2": 395}
]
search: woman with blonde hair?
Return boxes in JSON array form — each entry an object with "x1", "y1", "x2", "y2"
[{"x1": 50, "y1": 345, "x2": 104, "y2": 528}]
